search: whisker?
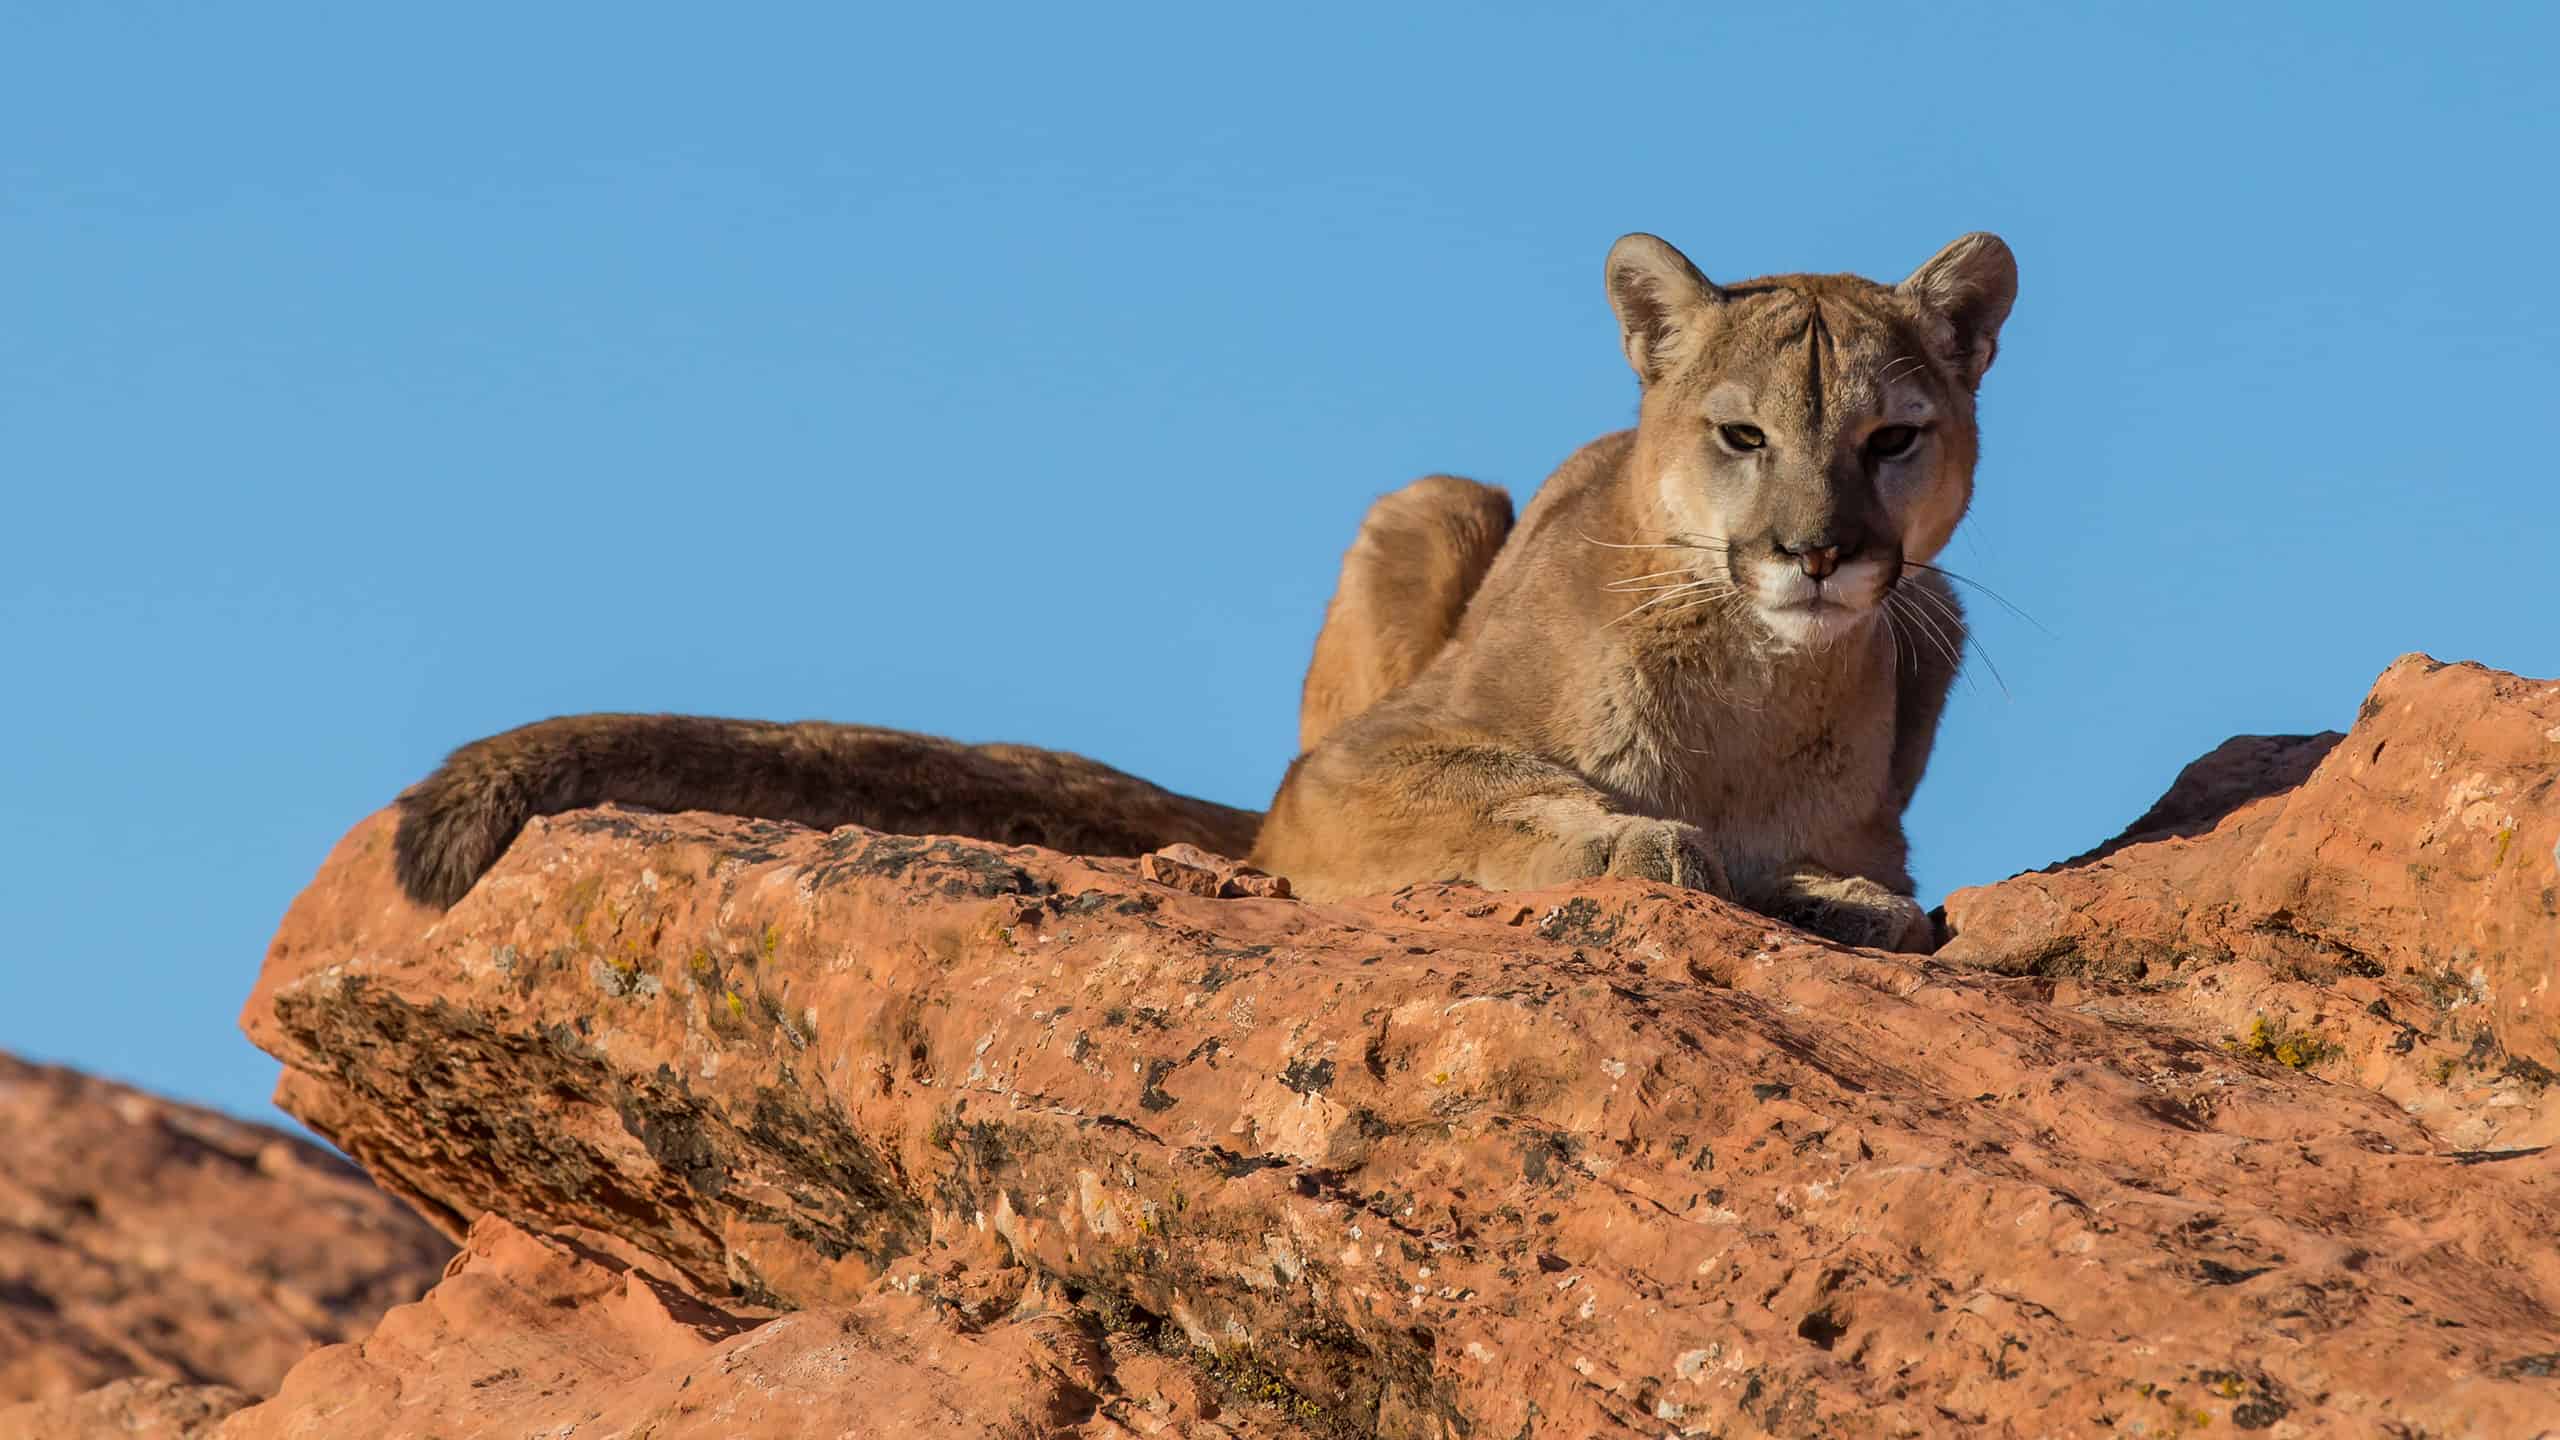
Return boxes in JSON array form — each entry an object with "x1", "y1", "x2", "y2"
[
  {"x1": 1963, "y1": 631, "x2": 2012, "y2": 700},
  {"x1": 1602, "y1": 566, "x2": 1717, "y2": 591},
  {"x1": 1891, "y1": 589, "x2": 1967, "y2": 681},
  {"x1": 1905, "y1": 561, "x2": 2054, "y2": 637},
  {"x1": 1662, "y1": 604, "x2": 1743, "y2": 630},
  {"x1": 1880, "y1": 595, "x2": 1911, "y2": 677},
  {"x1": 1625, "y1": 582, "x2": 1748, "y2": 626},
  {"x1": 1579, "y1": 530, "x2": 1716, "y2": 553},
  {"x1": 1644, "y1": 583, "x2": 1736, "y2": 608},
  {"x1": 1656, "y1": 589, "x2": 1750, "y2": 626},
  {"x1": 1899, "y1": 576, "x2": 1967, "y2": 634},
  {"x1": 1902, "y1": 591, "x2": 1965, "y2": 667},
  {"x1": 1896, "y1": 577, "x2": 2016, "y2": 700},
  {"x1": 1604, "y1": 574, "x2": 1733, "y2": 593},
  {"x1": 1899, "y1": 582, "x2": 2013, "y2": 701},
  {"x1": 1607, "y1": 580, "x2": 1730, "y2": 626}
]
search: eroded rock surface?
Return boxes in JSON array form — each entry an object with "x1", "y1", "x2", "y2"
[
  {"x1": 238, "y1": 653, "x2": 2560, "y2": 1437},
  {"x1": 214, "y1": 1212, "x2": 1284, "y2": 1439},
  {"x1": 0, "y1": 1052, "x2": 453, "y2": 1411},
  {"x1": 1943, "y1": 655, "x2": 2560, "y2": 1150},
  {"x1": 0, "y1": 1378, "x2": 252, "y2": 1440}
]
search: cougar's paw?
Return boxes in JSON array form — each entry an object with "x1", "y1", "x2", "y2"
[
  {"x1": 1779, "y1": 874, "x2": 1938, "y2": 954},
  {"x1": 1582, "y1": 817, "x2": 1733, "y2": 899},
  {"x1": 391, "y1": 758, "x2": 532, "y2": 910}
]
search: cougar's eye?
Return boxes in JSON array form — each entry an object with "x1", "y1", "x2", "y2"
[
  {"x1": 1866, "y1": 425, "x2": 1922, "y2": 461},
  {"x1": 1717, "y1": 423, "x2": 1766, "y2": 453}
]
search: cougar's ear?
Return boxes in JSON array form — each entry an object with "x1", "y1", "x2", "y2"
[
  {"x1": 1605, "y1": 233, "x2": 1721, "y2": 385},
  {"x1": 1899, "y1": 232, "x2": 2017, "y2": 387}
]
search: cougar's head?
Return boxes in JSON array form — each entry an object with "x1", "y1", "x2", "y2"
[{"x1": 1605, "y1": 231, "x2": 2016, "y2": 648}]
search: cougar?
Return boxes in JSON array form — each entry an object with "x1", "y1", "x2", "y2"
[
  {"x1": 1255, "y1": 231, "x2": 2015, "y2": 950},
  {"x1": 392, "y1": 231, "x2": 2013, "y2": 953}
]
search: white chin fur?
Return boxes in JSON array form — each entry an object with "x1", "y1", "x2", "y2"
[
  {"x1": 1756, "y1": 600, "x2": 1876, "y2": 648},
  {"x1": 1749, "y1": 556, "x2": 1889, "y2": 648}
]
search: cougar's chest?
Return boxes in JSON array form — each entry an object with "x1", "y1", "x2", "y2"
[{"x1": 1580, "y1": 634, "x2": 1899, "y2": 865}]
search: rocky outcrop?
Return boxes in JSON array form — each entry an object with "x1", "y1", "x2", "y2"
[
  {"x1": 229, "y1": 656, "x2": 2560, "y2": 1438},
  {"x1": 2058, "y1": 731, "x2": 2344, "y2": 866},
  {"x1": 1942, "y1": 655, "x2": 2560, "y2": 1151},
  {"x1": 216, "y1": 1212, "x2": 1290, "y2": 1439},
  {"x1": 0, "y1": 1052, "x2": 453, "y2": 1420},
  {"x1": 0, "y1": 1379, "x2": 252, "y2": 1440}
]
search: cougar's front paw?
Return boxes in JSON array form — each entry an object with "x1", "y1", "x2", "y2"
[
  {"x1": 1778, "y1": 873, "x2": 1937, "y2": 953},
  {"x1": 1580, "y1": 816, "x2": 1733, "y2": 899}
]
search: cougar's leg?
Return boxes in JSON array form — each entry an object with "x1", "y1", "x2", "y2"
[
  {"x1": 1295, "y1": 475, "x2": 1513, "y2": 753},
  {"x1": 1252, "y1": 705, "x2": 1731, "y2": 904}
]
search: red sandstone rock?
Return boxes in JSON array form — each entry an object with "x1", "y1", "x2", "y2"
[
  {"x1": 0, "y1": 1378, "x2": 251, "y2": 1440},
  {"x1": 0, "y1": 1052, "x2": 453, "y2": 1410},
  {"x1": 212, "y1": 1212, "x2": 1286, "y2": 1438},
  {"x1": 239, "y1": 655, "x2": 2560, "y2": 1436},
  {"x1": 1942, "y1": 656, "x2": 2560, "y2": 1151},
  {"x1": 1217, "y1": 869, "x2": 1293, "y2": 902},
  {"x1": 1140, "y1": 848, "x2": 1225, "y2": 897},
  {"x1": 1142, "y1": 843, "x2": 1295, "y2": 901}
]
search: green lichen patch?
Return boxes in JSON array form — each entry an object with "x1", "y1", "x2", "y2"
[
  {"x1": 2234, "y1": 1014, "x2": 2338, "y2": 1070},
  {"x1": 560, "y1": 874, "x2": 606, "y2": 945}
]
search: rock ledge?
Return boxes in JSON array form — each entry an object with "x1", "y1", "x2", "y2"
[{"x1": 225, "y1": 657, "x2": 2560, "y2": 1437}]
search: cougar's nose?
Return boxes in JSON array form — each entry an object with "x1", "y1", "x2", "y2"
[{"x1": 1777, "y1": 534, "x2": 1861, "y2": 580}]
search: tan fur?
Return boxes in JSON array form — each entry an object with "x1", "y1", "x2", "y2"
[
  {"x1": 1296, "y1": 474, "x2": 1515, "y2": 752},
  {"x1": 1254, "y1": 232, "x2": 2017, "y2": 951}
]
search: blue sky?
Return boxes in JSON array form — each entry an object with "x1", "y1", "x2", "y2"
[{"x1": 5, "y1": 2, "x2": 2553, "y2": 1127}]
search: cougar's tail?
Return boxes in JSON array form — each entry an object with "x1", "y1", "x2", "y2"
[
  {"x1": 392, "y1": 714, "x2": 1264, "y2": 908},
  {"x1": 1294, "y1": 475, "x2": 1514, "y2": 753}
]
